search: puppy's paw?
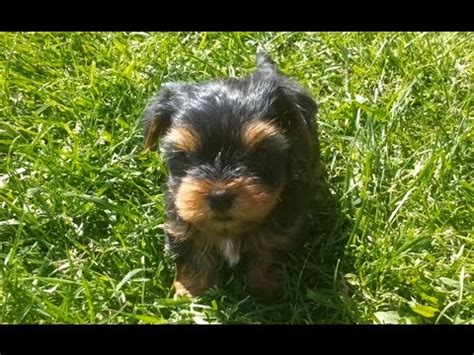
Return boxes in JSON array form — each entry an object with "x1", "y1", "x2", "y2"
[
  {"x1": 246, "y1": 267, "x2": 283, "y2": 299},
  {"x1": 173, "y1": 272, "x2": 216, "y2": 298},
  {"x1": 173, "y1": 281, "x2": 195, "y2": 298}
]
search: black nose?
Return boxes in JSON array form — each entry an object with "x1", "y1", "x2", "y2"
[{"x1": 208, "y1": 190, "x2": 235, "y2": 211}]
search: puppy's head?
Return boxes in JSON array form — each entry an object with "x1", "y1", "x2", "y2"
[{"x1": 143, "y1": 50, "x2": 317, "y2": 236}]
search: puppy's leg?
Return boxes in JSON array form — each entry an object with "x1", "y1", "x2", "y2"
[
  {"x1": 244, "y1": 249, "x2": 283, "y2": 298},
  {"x1": 165, "y1": 218, "x2": 219, "y2": 297},
  {"x1": 174, "y1": 254, "x2": 218, "y2": 297},
  {"x1": 242, "y1": 229, "x2": 296, "y2": 298},
  {"x1": 170, "y1": 232, "x2": 220, "y2": 297}
]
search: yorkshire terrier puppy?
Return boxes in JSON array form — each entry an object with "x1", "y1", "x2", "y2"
[{"x1": 143, "y1": 49, "x2": 320, "y2": 298}]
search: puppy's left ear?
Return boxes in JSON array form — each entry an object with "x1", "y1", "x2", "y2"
[
  {"x1": 278, "y1": 79, "x2": 318, "y2": 145},
  {"x1": 281, "y1": 82, "x2": 318, "y2": 131},
  {"x1": 142, "y1": 83, "x2": 181, "y2": 152},
  {"x1": 256, "y1": 48, "x2": 317, "y2": 134}
]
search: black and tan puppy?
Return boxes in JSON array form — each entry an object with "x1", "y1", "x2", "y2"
[{"x1": 143, "y1": 49, "x2": 320, "y2": 298}]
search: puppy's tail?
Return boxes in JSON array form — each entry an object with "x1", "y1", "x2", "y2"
[{"x1": 256, "y1": 47, "x2": 277, "y2": 72}]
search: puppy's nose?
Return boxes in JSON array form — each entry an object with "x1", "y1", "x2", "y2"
[{"x1": 208, "y1": 190, "x2": 235, "y2": 211}]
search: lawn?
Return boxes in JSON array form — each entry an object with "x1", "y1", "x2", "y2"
[{"x1": 0, "y1": 32, "x2": 472, "y2": 324}]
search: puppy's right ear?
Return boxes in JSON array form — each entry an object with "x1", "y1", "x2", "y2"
[{"x1": 142, "y1": 83, "x2": 179, "y2": 152}]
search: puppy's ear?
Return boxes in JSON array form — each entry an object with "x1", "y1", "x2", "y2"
[
  {"x1": 143, "y1": 83, "x2": 180, "y2": 152},
  {"x1": 276, "y1": 80, "x2": 320, "y2": 180},
  {"x1": 255, "y1": 48, "x2": 318, "y2": 138},
  {"x1": 281, "y1": 81, "x2": 318, "y2": 137},
  {"x1": 273, "y1": 78, "x2": 318, "y2": 147},
  {"x1": 256, "y1": 48, "x2": 277, "y2": 73}
]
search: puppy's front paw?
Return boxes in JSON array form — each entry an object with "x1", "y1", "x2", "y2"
[
  {"x1": 173, "y1": 281, "x2": 195, "y2": 298},
  {"x1": 246, "y1": 266, "x2": 283, "y2": 299},
  {"x1": 173, "y1": 271, "x2": 216, "y2": 298}
]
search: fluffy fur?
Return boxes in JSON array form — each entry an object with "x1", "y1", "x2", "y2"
[{"x1": 142, "y1": 49, "x2": 320, "y2": 298}]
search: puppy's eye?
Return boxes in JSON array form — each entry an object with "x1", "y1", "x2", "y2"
[
  {"x1": 167, "y1": 151, "x2": 190, "y2": 177},
  {"x1": 171, "y1": 151, "x2": 189, "y2": 162}
]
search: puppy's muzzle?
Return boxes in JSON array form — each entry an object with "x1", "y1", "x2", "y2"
[{"x1": 207, "y1": 189, "x2": 235, "y2": 212}]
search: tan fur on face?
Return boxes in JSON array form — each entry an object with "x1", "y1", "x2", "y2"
[
  {"x1": 163, "y1": 126, "x2": 200, "y2": 152},
  {"x1": 174, "y1": 177, "x2": 214, "y2": 226},
  {"x1": 175, "y1": 176, "x2": 282, "y2": 235},
  {"x1": 241, "y1": 119, "x2": 285, "y2": 149},
  {"x1": 229, "y1": 178, "x2": 282, "y2": 223}
]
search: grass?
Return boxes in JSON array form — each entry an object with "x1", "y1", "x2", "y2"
[{"x1": 0, "y1": 32, "x2": 472, "y2": 324}]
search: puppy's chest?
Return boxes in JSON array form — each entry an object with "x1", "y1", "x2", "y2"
[{"x1": 219, "y1": 238, "x2": 241, "y2": 267}]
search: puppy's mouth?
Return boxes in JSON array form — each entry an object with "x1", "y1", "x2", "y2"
[
  {"x1": 211, "y1": 215, "x2": 238, "y2": 231},
  {"x1": 204, "y1": 215, "x2": 249, "y2": 236},
  {"x1": 214, "y1": 215, "x2": 233, "y2": 222}
]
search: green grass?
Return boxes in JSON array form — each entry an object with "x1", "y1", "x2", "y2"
[{"x1": 0, "y1": 32, "x2": 472, "y2": 324}]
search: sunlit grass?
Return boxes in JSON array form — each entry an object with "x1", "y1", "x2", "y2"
[{"x1": 0, "y1": 32, "x2": 472, "y2": 323}]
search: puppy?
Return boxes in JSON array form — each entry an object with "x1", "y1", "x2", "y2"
[{"x1": 142, "y1": 49, "x2": 320, "y2": 298}]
